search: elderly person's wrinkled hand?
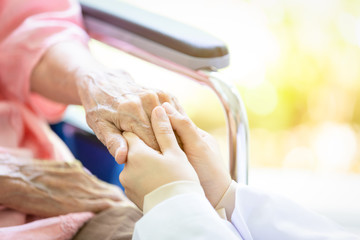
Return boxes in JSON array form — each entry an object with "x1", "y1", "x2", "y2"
[
  {"x1": 76, "y1": 69, "x2": 183, "y2": 165},
  {"x1": 0, "y1": 154, "x2": 128, "y2": 217},
  {"x1": 31, "y1": 41, "x2": 184, "y2": 165}
]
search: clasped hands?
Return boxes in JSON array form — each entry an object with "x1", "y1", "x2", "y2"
[
  {"x1": 119, "y1": 102, "x2": 232, "y2": 210},
  {"x1": 27, "y1": 41, "x2": 229, "y2": 215},
  {"x1": 75, "y1": 66, "x2": 231, "y2": 209}
]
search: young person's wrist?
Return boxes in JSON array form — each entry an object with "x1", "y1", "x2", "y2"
[
  {"x1": 214, "y1": 180, "x2": 237, "y2": 221},
  {"x1": 204, "y1": 174, "x2": 232, "y2": 207}
]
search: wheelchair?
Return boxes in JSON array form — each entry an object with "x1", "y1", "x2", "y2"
[{"x1": 52, "y1": 0, "x2": 249, "y2": 187}]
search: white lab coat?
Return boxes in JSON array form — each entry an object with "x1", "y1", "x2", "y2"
[{"x1": 133, "y1": 183, "x2": 360, "y2": 240}]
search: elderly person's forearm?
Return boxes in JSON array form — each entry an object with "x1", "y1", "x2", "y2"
[
  {"x1": 0, "y1": 155, "x2": 126, "y2": 217},
  {"x1": 30, "y1": 41, "x2": 97, "y2": 105}
]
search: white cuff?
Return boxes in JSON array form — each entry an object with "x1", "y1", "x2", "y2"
[
  {"x1": 215, "y1": 180, "x2": 237, "y2": 220},
  {"x1": 143, "y1": 180, "x2": 205, "y2": 214}
]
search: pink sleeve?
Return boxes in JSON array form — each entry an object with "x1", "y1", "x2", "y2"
[
  {"x1": 0, "y1": 0, "x2": 89, "y2": 122},
  {"x1": 0, "y1": 211, "x2": 94, "y2": 240}
]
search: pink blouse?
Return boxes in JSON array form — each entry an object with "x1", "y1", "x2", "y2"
[{"x1": 0, "y1": 0, "x2": 94, "y2": 239}]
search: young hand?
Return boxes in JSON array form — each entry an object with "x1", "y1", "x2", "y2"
[
  {"x1": 162, "y1": 102, "x2": 231, "y2": 207},
  {"x1": 120, "y1": 106, "x2": 199, "y2": 210}
]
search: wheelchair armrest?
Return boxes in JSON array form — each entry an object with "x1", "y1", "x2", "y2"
[{"x1": 79, "y1": 0, "x2": 229, "y2": 70}]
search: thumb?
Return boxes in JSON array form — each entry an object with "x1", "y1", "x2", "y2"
[
  {"x1": 123, "y1": 131, "x2": 150, "y2": 155},
  {"x1": 162, "y1": 102, "x2": 201, "y2": 146},
  {"x1": 94, "y1": 120, "x2": 128, "y2": 164},
  {"x1": 151, "y1": 106, "x2": 180, "y2": 153}
]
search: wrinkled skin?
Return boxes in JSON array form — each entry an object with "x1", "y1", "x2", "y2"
[
  {"x1": 76, "y1": 69, "x2": 184, "y2": 164},
  {"x1": 0, "y1": 154, "x2": 128, "y2": 217},
  {"x1": 31, "y1": 41, "x2": 184, "y2": 165}
]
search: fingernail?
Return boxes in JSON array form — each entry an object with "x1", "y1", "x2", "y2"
[
  {"x1": 154, "y1": 106, "x2": 166, "y2": 119},
  {"x1": 162, "y1": 102, "x2": 174, "y2": 114}
]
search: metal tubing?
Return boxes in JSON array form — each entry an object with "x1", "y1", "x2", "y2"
[
  {"x1": 200, "y1": 71, "x2": 249, "y2": 184},
  {"x1": 88, "y1": 33, "x2": 249, "y2": 184}
]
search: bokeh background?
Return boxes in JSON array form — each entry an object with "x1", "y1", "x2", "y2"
[{"x1": 85, "y1": 0, "x2": 360, "y2": 233}]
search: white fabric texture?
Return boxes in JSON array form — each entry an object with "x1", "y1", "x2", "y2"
[
  {"x1": 233, "y1": 183, "x2": 360, "y2": 240},
  {"x1": 133, "y1": 181, "x2": 360, "y2": 240},
  {"x1": 134, "y1": 193, "x2": 241, "y2": 240}
]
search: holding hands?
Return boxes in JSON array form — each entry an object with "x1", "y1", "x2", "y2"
[
  {"x1": 76, "y1": 69, "x2": 184, "y2": 165},
  {"x1": 162, "y1": 103, "x2": 231, "y2": 207},
  {"x1": 119, "y1": 106, "x2": 199, "y2": 209},
  {"x1": 31, "y1": 41, "x2": 183, "y2": 165},
  {"x1": 120, "y1": 103, "x2": 231, "y2": 210}
]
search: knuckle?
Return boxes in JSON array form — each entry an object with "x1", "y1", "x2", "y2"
[
  {"x1": 132, "y1": 99, "x2": 143, "y2": 110},
  {"x1": 157, "y1": 90, "x2": 171, "y2": 102},
  {"x1": 85, "y1": 108, "x2": 111, "y2": 129},
  {"x1": 120, "y1": 99, "x2": 142, "y2": 112},
  {"x1": 141, "y1": 90, "x2": 159, "y2": 105},
  {"x1": 144, "y1": 90, "x2": 158, "y2": 100}
]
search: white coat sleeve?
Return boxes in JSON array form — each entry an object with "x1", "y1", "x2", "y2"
[
  {"x1": 231, "y1": 183, "x2": 360, "y2": 240},
  {"x1": 133, "y1": 192, "x2": 244, "y2": 240}
]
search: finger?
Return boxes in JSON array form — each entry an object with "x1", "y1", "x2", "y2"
[
  {"x1": 157, "y1": 91, "x2": 186, "y2": 115},
  {"x1": 123, "y1": 131, "x2": 155, "y2": 157},
  {"x1": 79, "y1": 198, "x2": 118, "y2": 213},
  {"x1": 157, "y1": 90, "x2": 171, "y2": 105},
  {"x1": 90, "y1": 178, "x2": 127, "y2": 201},
  {"x1": 93, "y1": 120, "x2": 128, "y2": 164},
  {"x1": 115, "y1": 99, "x2": 160, "y2": 151},
  {"x1": 140, "y1": 90, "x2": 161, "y2": 118},
  {"x1": 162, "y1": 102, "x2": 201, "y2": 144},
  {"x1": 156, "y1": 92, "x2": 184, "y2": 148},
  {"x1": 151, "y1": 106, "x2": 179, "y2": 153},
  {"x1": 117, "y1": 114, "x2": 158, "y2": 151},
  {"x1": 132, "y1": 123, "x2": 159, "y2": 151},
  {"x1": 170, "y1": 95, "x2": 186, "y2": 115}
]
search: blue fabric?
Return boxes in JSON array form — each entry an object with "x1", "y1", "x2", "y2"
[{"x1": 51, "y1": 122, "x2": 124, "y2": 190}]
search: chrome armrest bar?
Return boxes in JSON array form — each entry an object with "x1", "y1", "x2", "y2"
[{"x1": 202, "y1": 71, "x2": 249, "y2": 184}]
